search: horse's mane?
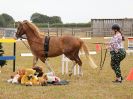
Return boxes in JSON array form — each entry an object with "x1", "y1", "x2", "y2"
[{"x1": 23, "y1": 20, "x2": 41, "y2": 37}]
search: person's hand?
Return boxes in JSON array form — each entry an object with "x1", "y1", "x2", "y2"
[
  {"x1": 105, "y1": 45, "x2": 109, "y2": 49},
  {"x1": 104, "y1": 42, "x2": 109, "y2": 49},
  {"x1": 115, "y1": 49, "x2": 118, "y2": 53},
  {"x1": 104, "y1": 42, "x2": 110, "y2": 45}
]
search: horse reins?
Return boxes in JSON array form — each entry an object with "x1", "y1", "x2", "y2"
[
  {"x1": 100, "y1": 48, "x2": 108, "y2": 70},
  {"x1": 20, "y1": 38, "x2": 31, "y2": 51},
  {"x1": 91, "y1": 42, "x2": 108, "y2": 70}
]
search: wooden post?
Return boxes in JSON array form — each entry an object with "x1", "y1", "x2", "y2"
[
  {"x1": 131, "y1": 24, "x2": 133, "y2": 36},
  {"x1": 48, "y1": 22, "x2": 49, "y2": 36},
  {"x1": 72, "y1": 27, "x2": 74, "y2": 36},
  {"x1": 13, "y1": 42, "x2": 16, "y2": 72},
  {"x1": 61, "y1": 28, "x2": 62, "y2": 36},
  {"x1": 57, "y1": 28, "x2": 58, "y2": 36}
]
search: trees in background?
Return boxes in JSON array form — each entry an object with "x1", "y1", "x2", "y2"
[
  {"x1": 0, "y1": 12, "x2": 91, "y2": 28},
  {"x1": 30, "y1": 13, "x2": 62, "y2": 24},
  {"x1": 31, "y1": 13, "x2": 49, "y2": 23},
  {"x1": 30, "y1": 12, "x2": 91, "y2": 28},
  {"x1": 0, "y1": 13, "x2": 15, "y2": 27},
  {"x1": 0, "y1": 15, "x2": 6, "y2": 27},
  {"x1": 48, "y1": 16, "x2": 62, "y2": 24}
]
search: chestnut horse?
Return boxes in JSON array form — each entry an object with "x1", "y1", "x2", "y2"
[{"x1": 16, "y1": 21, "x2": 97, "y2": 76}]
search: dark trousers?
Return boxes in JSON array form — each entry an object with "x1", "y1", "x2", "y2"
[{"x1": 110, "y1": 49, "x2": 126, "y2": 78}]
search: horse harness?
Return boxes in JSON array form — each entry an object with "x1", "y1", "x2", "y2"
[{"x1": 44, "y1": 36, "x2": 50, "y2": 58}]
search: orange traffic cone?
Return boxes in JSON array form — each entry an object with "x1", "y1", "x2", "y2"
[
  {"x1": 126, "y1": 68, "x2": 133, "y2": 81},
  {"x1": 96, "y1": 44, "x2": 101, "y2": 52}
]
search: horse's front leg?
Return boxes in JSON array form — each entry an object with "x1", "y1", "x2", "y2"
[
  {"x1": 45, "y1": 59, "x2": 54, "y2": 73},
  {"x1": 39, "y1": 57, "x2": 54, "y2": 73},
  {"x1": 33, "y1": 56, "x2": 38, "y2": 67}
]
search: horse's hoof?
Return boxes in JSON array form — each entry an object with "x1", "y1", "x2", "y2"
[
  {"x1": 69, "y1": 73, "x2": 72, "y2": 77},
  {"x1": 79, "y1": 73, "x2": 83, "y2": 76}
]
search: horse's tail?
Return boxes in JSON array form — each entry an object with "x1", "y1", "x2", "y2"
[
  {"x1": 81, "y1": 41, "x2": 89, "y2": 56},
  {"x1": 80, "y1": 40, "x2": 98, "y2": 69}
]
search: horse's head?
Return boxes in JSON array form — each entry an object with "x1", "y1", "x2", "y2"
[
  {"x1": 16, "y1": 20, "x2": 41, "y2": 39},
  {"x1": 16, "y1": 21, "x2": 26, "y2": 39}
]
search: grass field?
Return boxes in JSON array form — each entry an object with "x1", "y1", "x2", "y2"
[{"x1": 0, "y1": 37, "x2": 133, "y2": 99}]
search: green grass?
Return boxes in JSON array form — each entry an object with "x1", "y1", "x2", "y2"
[{"x1": 0, "y1": 37, "x2": 133, "y2": 99}]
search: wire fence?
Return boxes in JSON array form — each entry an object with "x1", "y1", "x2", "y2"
[{"x1": 0, "y1": 27, "x2": 133, "y2": 38}]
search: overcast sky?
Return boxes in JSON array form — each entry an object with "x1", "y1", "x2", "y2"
[{"x1": 0, "y1": 0, "x2": 133, "y2": 23}]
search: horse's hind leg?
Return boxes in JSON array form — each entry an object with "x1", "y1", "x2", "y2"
[
  {"x1": 71, "y1": 53, "x2": 83, "y2": 76},
  {"x1": 69, "y1": 61, "x2": 76, "y2": 76},
  {"x1": 76, "y1": 56, "x2": 83, "y2": 76},
  {"x1": 65, "y1": 49, "x2": 83, "y2": 76},
  {"x1": 64, "y1": 54, "x2": 76, "y2": 76},
  {"x1": 68, "y1": 56, "x2": 83, "y2": 76}
]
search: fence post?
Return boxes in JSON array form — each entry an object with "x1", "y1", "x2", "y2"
[
  {"x1": 47, "y1": 22, "x2": 49, "y2": 36},
  {"x1": 13, "y1": 42, "x2": 16, "y2": 72},
  {"x1": 86, "y1": 32, "x2": 88, "y2": 37},
  {"x1": 61, "y1": 28, "x2": 63, "y2": 36},
  {"x1": 57, "y1": 28, "x2": 58, "y2": 36},
  {"x1": 72, "y1": 27, "x2": 74, "y2": 36}
]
